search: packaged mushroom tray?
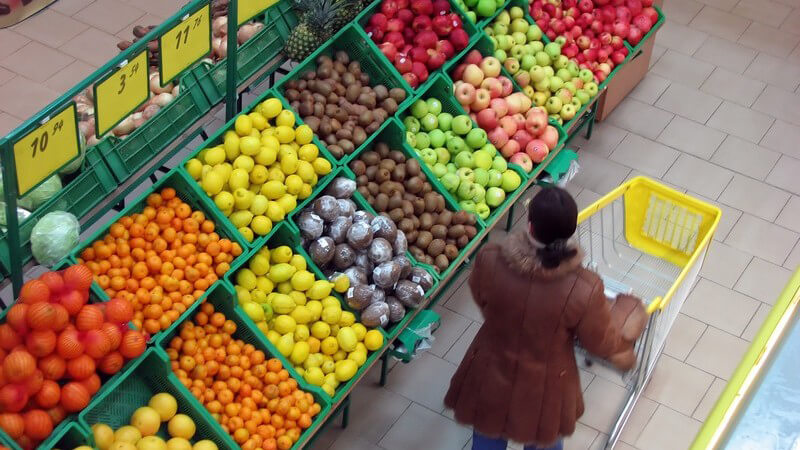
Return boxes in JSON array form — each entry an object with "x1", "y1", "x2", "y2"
[{"x1": 294, "y1": 175, "x2": 437, "y2": 335}]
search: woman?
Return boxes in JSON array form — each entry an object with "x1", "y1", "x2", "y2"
[{"x1": 444, "y1": 186, "x2": 647, "y2": 450}]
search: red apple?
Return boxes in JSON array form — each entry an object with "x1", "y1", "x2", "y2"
[
  {"x1": 488, "y1": 126, "x2": 509, "y2": 148},
  {"x1": 402, "y1": 72, "x2": 419, "y2": 88},
  {"x1": 583, "y1": 48, "x2": 598, "y2": 61},
  {"x1": 500, "y1": 139, "x2": 520, "y2": 158},
  {"x1": 370, "y1": 13, "x2": 389, "y2": 30},
  {"x1": 381, "y1": 0, "x2": 399, "y2": 17},
  {"x1": 577, "y1": 0, "x2": 593, "y2": 13},
  {"x1": 490, "y1": 98, "x2": 509, "y2": 117},
  {"x1": 477, "y1": 109, "x2": 499, "y2": 130},
  {"x1": 591, "y1": 19, "x2": 603, "y2": 33},
  {"x1": 449, "y1": 28, "x2": 470, "y2": 51},
  {"x1": 432, "y1": 14, "x2": 454, "y2": 36},
  {"x1": 510, "y1": 152, "x2": 533, "y2": 172},
  {"x1": 576, "y1": 35, "x2": 591, "y2": 50},
  {"x1": 628, "y1": 26, "x2": 643, "y2": 45},
  {"x1": 472, "y1": 88, "x2": 491, "y2": 111},
  {"x1": 642, "y1": 6, "x2": 658, "y2": 23},
  {"x1": 448, "y1": 13, "x2": 463, "y2": 30},
  {"x1": 385, "y1": 31, "x2": 405, "y2": 49},
  {"x1": 512, "y1": 129, "x2": 533, "y2": 150},
  {"x1": 541, "y1": 125, "x2": 559, "y2": 149},
  {"x1": 525, "y1": 109, "x2": 548, "y2": 136},
  {"x1": 395, "y1": 54, "x2": 413, "y2": 73},
  {"x1": 432, "y1": 0, "x2": 450, "y2": 15},
  {"x1": 410, "y1": 0, "x2": 433, "y2": 15},
  {"x1": 610, "y1": 35, "x2": 624, "y2": 49},
  {"x1": 612, "y1": 19, "x2": 630, "y2": 37},
  {"x1": 633, "y1": 14, "x2": 652, "y2": 32},
  {"x1": 597, "y1": 48, "x2": 609, "y2": 62},
  {"x1": 414, "y1": 30, "x2": 438, "y2": 49},
  {"x1": 463, "y1": 64, "x2": 484, "y2": 87},
  {"x1": 412, "y1": 15, "x2": 432, "y2": 32},
  {"x1": 616, "y1": 6, "x2": 632, "y2": 22},
  {"x1": 426, "y1": 49, "x2": 446, "y2": 69},
  {"x1": 562, "y1": 42, "x2": 579, "y2": 58},
  {"x1": 499, "y1": 116, "x2": 518, "y2": 136},
  {"x1": 409, "y1": 46, "x2": 429, "y2": 63},
  {"x1": 452, "y1": 63, "x2": 467, "y2": 81},
  {"x1": 411, "y1": 61, "x2": 429, "y2": 82},
  {"x1": 611, "y1": 50, "x2": 626, "y2": 64},
  {"x1": 397, "y1": 8, "x2": 414, "y2": 23},
  {"x1": 437, "y1": 40, "x2": 455, "y2": 58},
  {"x1": 379, "y1": 42, "x2": 398, "y2": 61},
  {"x1": 626, "y1": 0, "x2": 643, "y2": 16},
  {"x1": 387, "y1": 18, "x2": 405, "y2": 32},
  {"x1": 481, "y1": 78, "x2": 503, "y2": 98},
  {"x1": 365, "y1": 26, "x2": 384, "y2": 42},
  {"x1": 600, "y1": 5, "x2": 616, "y2": 22},
  {"x1": 403, "y1": 27, "x2": 416, "y2": 42},
  {"x1": 499, "y1": 77, "x2": 514, "y2": 97},
  {"x1": 525, "y1": 139, "x2": 550, "y2": 163},
  {"x1": 454, "y1": 82, "x2": 477, "y2": 105},
  {"x1": 465, "y1": 49, "x2": 483, "y2": 65}
]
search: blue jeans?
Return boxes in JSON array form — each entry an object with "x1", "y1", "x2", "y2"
[{"x1": 472, "y1": 431, "x2": 563, "y2": 450}]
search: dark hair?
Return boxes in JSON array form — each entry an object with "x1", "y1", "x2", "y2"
[{"x1": 528, "y1": 186, "x2": 578, "y2": 268}]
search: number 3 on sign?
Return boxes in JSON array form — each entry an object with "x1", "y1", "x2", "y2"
[
  {"x1": 94, "y1": 51, "x2": 149, "y2": 137},
  {"x1": 13, "y1": 103, "x2": 81, "y2": 196},
  {"x1": 159, "y1": 5, "x2": 211, "y2": 85}
]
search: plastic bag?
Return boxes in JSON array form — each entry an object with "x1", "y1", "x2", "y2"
[
  {"x1": 556, "y1": 159, "x2": 580, "y2": 188},
  {"x1": 30, "y1": 211, "x2": 80, "y2": 266}
]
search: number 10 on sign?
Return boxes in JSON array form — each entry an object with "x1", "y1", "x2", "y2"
[{"x1": 159, "y1": 5, "x2": 211, "y2": 85}]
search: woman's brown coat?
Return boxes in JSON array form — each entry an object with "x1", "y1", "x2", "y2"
[{"x1": 444, "y1": 232, "x2": 647, "y2": 446}]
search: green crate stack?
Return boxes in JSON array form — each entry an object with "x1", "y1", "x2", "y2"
[
  {"x1": 0, "y1": 145, "x2": 116, "y2": 277},
  {"x1": 41, "y1": 420, "x2": 91, "y2": 450},
  {"x1": 273, "y1": 24, "x2": 414, "y2": 164},
  {"x1": 94, "y1": 67, "x2": 212, "y2": 182},
  {"x1": 193, "y1": 0, "x2": 299, "y2": 105},
  {"x1": 178, "y1": 88, "x2": 337, "y2": 249},
  {"x1": 342, "y1": 118, "x2": 483, "y2": 284},
  {"x1": 153, "y1": 281, "x2": 332, "y2": 449}
]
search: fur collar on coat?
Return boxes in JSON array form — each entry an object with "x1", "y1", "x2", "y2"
[{"x1": 499, "y1": 231, "x2": 585, "y2": 279}]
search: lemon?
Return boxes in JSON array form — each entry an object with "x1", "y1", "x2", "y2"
[
  {"x1": 339, "y1": 311, "x2": 356, "y2": 327},
  {"x1": 200, "y1": 164, "x2": 212, "y2": 179},
  {"x1": 213, "y1": 162, "x2": 232, "y2": 181},
  {"x1": 204, "y1": 146, "x2": 226, "y2": 165},
  {"x1": 236, "y1": 268, "x2": 257, "y2": 290},
  {"x1": 261, "y1": 180, "x2": 286, "y2": 200},
  {"x1": 276, "y1": 109, "x2": 295, "y2": 127},
  {"x1": 323, "y1": 372, "x2": 339, "y2": 388},
  {"x1": 235, "y1": 115, "x2": 253, "y2": 136},
  {"x1": 356, "y1": 342, "x2": 367, "y2": 353},
  {"x1": 321, "y1": 336, "x2": 339, "y2": 355},
  {"x1": 351, "y1": 323, "x2": 367, "y2": 341},
  {"x1": 337, "y1": 327, "x2": 357, "y2": 352},
  {"x1": 321, "y1": 360, "x2": 336, "y2": 375},
  {"x1": 257, "y1": 322, "x2": 270, "y2": 335},
  {"x1": 229, "y1": 210, "x2": 253, "y2": 228},
  {"x1": 271, "y1": 293, "x2": 296, "y2": 314},
  {"x1": 364, "y1": 330, "x2": 384, "y2": 351},
  {"x1": 260, "y1": 98, "x2": 283, "y2": 118},
  {"x1": 322, "y1": 296, "x2": 341, "y2": 309},
  {"x1": 75, "y1": 447, "x2": 95, "y2": 450},
  {"x1": 284, "y1": 176, "x2": 303, "y2": 196},
  {"x1": 224, "y1": 133, "x2": 240, "y2": 160},
  {"x1": 348, "y1": 349, "x2": 367, "y2": 366},
  {"x1": 137, "y1": 436, "x2": 168, "y2": 450},
  {"x1": 131, "y1": 406, "x2": 161, "y2": 436},
  {"x1": 251, "y1": 289, "x2": 268, "y2": 304},
  {"x1": 322, "y1": 384, "x2": 335, "y2": 397},
  {"x1": 229, "y1": 168, "x2": 250, "y2": 191},
  {"x1": 277, "y1": 333, "x2": 294, "y2": 356},
  {"x1": 192, "y1": 441, "x2": 218, "y2": 450},
  {"x1": 280, "y1": 153, "x2": 299, "y2": 174},
  {"x1": 110, "y1": 443, "x2": 137, "y2": 450},
  {"x1": 239, "y1": 136, "x2": 260, "y2": 156},
  {"x1": 115, "y1": 426, "x2": 142, "y2": 444},
  {"x1": 251, "y1": 215, "x2": 273, "y2": 235},
  {"x1": 277, "y1": 281, "x2": 293, "y2": 294},
  {"x1": 249, "y1": 253, "x2": 270, "y2": 275},
  {"x1": 294, "y1": 323, "x2": 310, "y2": 341},
  {"x1": 166, "y1": 414, "x2": 195, "y2": 440},
  {"x1": 313, "y1": 157, "x2": 333, "y2": 175},
  {"x1": 256, "y1": 276, "x2": 274, "y2": 293},
  {"x1": 330, "y1": 324, "x2": 340, "y2": 337},
  {"x1": 332, "y1": 274, "x2": 350, "y2": 293},
  {"x1": 306, "y1": 300, "x2": 322, "y2": 320},
  {"x1": 290, "y1": 341, "x2": 310, "y2": 364},
  {"x1": 304, "y1": 366, "x2": 325, "y2": 386},
  {"x1": 277, "y1": 195, "x2": 298, "y2": 215},
  {"x1": 249, "y1": 183, "x2": 262, "y2": 194},
  {"x1": 249, "y1": 112, "x2": 267, "y2": 131},
  {"x1": 288, "y1": 290, "x2": 307, "y2": 306},
  {"x1": 250, "y1": 165, "x2": 268, "y2": 184},
  {"x1": 233, "y1": 154, "x2": 254, "y2": 172},
  {"x1": 335, "y1": 359, "x2": 358, "y2": 382},
  {"x1": 307, "y1": 280, "x2": 333, "y2": 300},
  {"x1": 295, "y1": 160, "x2": 315, "y2": 184},
  {"x1": 311, "y1": 321, "x2": 331, "y2": 339},
  {"x1": 235, "y1": 285, "x2": 251, "y2": 301},
  {"x1": 291, "y1": 270, "x2": 315, "y2": 291},
  {"x1": 92, "y1": 423, "x2": 115, "y2": 450},
  {"x1": 268, "y1": 263, "x2": 296, "y2": 282},
  {"x1": 289, "y1": 253, "x2": 306, "y2": 271},
  {"x1": 214, "y1": 191, "x2": 234, "y2": 211},
  {"x1": 266, "y1": 330, "x2": 281, "y2": 345},
  {"x1": 274, "y1": 315, "x2": 296, "y2": 334},
  {"x1": 166, "y1": 437, "x2": 193, "y2": 450},
  {"x1": 249, "y1": 194, "x2": 269, "y2": 215},
  {"x1": 268, "y1": 167, "x2": 286, "y2": 183},
  {"x1": 295, "y1": 125, "x2": 314, "y2": 145},
  {"x1": 261, "y1": 303, "x2": 273, "y2": 321},
  {"x1": 201, "y1": 171, "x2": 223, "y2": 196},
  {"x1": 238, "y1": 226, "x2": 254, "y2": 242},
  {"x1": 148, "y1": 392, "x2": 178, "y2": 421},
  {"x1": 255, "y1": 146, "x2": 276, "y2": 166},
  {"x1": 233, "y1": 188, "x2": 254, "y2": 210},
  {"x1": 271, "y1": 245, "x2": 293, "y2": 263},
  {"x1": 261, "y1": 133, "x2": 280, "y2": 150},
  {"x1": 291, "y1": 305, "x2": 313, "y2": 324},
  {"x1": 321, "y1": 306, "x2": 341, "y2": 325},
  {"x1": 185, "y1": 159, "x2": 203, "y2": 179},
  {"x1": 242, "y1": 302, "x2": 264, "y2": 322},
  {"x1": 299, "y1": 183, "x2": 313, "y2": 199},
  {"x1": 264, "y1": 201, "x2": 284, "y2": 222},
  {"x1": 275, "y1": 126, "x2": 295, "y2": 144}
]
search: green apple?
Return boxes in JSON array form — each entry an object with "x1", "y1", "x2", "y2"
[
  {"x1": 471, "y1": 184, "x2": 486, "y2": 203},
  {"x1": 495, "y1": 10, "x2": 510, "y2": 25},
  {"x1": 474, "y1": 168, "x2": 490, "y2": 187},
  {"x1": 563, "y1": 81, "x2": 577, "y2": 95},
  {"x1": 457, "y1": 180, "x2": 475, "y2": 200},
  {"x1": 532, "y1": 91, "x2": 548, "y2": 106},
  {"x1": 510, "y1": 18, "x2": 528, "y2": 33},
  {"x1": 487, "y1": 168, "x2": 503, "y2": 187},
  {"x1": 575, "y1": 90, "x2": 590, "y2": 105},
  {"x1": 553, "y1": 55, "x2": 569, "y2": 70},
  {"x1": 459, "y1": 200, "x2": 477, "y2": 213},
  {"x1": 447, "y1": 163, "x2": 457, "y2": 173},
  {"x1": 544, "y1": 42, "x2": 561, "y2": 59},
  {"x1": 556, "y1": 68, "x2": 572, "y2": 82},
  {"x1": 475, "y1": 202, "x2": 490, "y2": 219},
  {"x1": 520, "y1": 54, "x2": 536, "y2": 71},
  {"x1": 476, "y1": 0, "x2": 496, "y2": 17},
  {"x1": 485, "y1": 186, "x2": 506, "y2": 207},
  {"x1": 509, "y1": 5, "x2": 524, "y2": 19},
  {"x1": 426, "y1": 98, "x2": 443, "y2": 115},
  {"x1": 465, "y1": 128, "x2": 487, "y2": 149},
  {"x1": 578, "y1": 69, "x2": 594, "y2": 83},
  {"x1": 467, "y1": 11, "x2": 477, "y2": 22},
  {"x1": 410, "y1": 99, "x2": 428, "y2": 119},
  {"x1": 403, "y1": 116, "x2": 420, "y2": 133},
  {"x1": 543, "y1": 66, "x2": 554, "y2": 77},
  {"x1": 486, "y1": 29, "x2": 495, "y2": 38},
  {"x1": 585, "y1": 82, "x2": 599, "y2": 97},
  {"x1": 420, "y1": 113, "x2": 439, "y2": 131},
  {"x1": 446, "y1": 136, "x2": 466, "y2": 154},
  {"x1": 560, "y1": 103, "x2": 577, "y2": 120},
  {"x1": 438, "y1": 112, "x2": 453, "y2": 131},
  {"x1": 434, "y1": 147, "x2": 450, "y2": 164},
  {"x1": 512, "y1": 31, "x2": 527, "y2": 46},
  {"x1": 527, "y1": 25, "x2": 542, "y2": 42},
  {"x1": 500, "y1": 169, "x2": 521, "y2": 192},
  {"x1": 550, "y1": 114, "x2": 562, "y2": 124},
  {"x1": 419, "y1": 148, "x2": 437, "y2": 166},
  {"x1": 454, "y1": 151, "x2": 475, "y2": 169},
  {"x1": 534, "y1": 51, "x2": 550, "y2": 67},
  {"x1": 548, "y1": 76, "x2": 564, "y2": 93},
  {"x1": 473, "y1": 150, "x2": 492, "y2": 169},
  {"x1": 491, "y1": 155, "x2": 507, "y2": 172},
  {"x1": 554, "y1": 36, "x2": 566, "y2": 45},
  {"x1": 428, "y1": 129, "x2": 446, "y2": 148},
  {"x1": 493, "y1": 23, "x2": 508, "y2": 37},
  {"x1": 530, "y1": 65, "x2": 546, "y2": 82},
  {"x1": 406, "y1": 131, "x2": 417, "y2": 148},
  {"x1": 571, "y1": 97, "x2": 582, "y2": 110},
  {"x1": 432, "y1": 163, "x2": 448, "y2": 178},
  {"x1": 441, "y1": 172, "x2": 460, "y2": 192},
  {"x1": 510, "y1": 45, "x2": 525, "y2": 61},
  {"x1": 480, "y1": 143, "x2": 497, "y2": 158},
  {"x1": 456, "y1": 167, "x2": 475, "y2": 183},
  {"x1": 494, "y1": 48, "x2": 508, "y2": 62},
  {"x1": 545, "y1": 96, "x2": 563, "y2": 114},
  {"x1": 534, "y1": 78, "x2": 550, "y2": 92},
  {"x1": 451, "y1": 115, "x2": 473, "y2": 135},
  {"x1": 530, "y1": 41, "x2": 544, "y2": 53},
  {"x1": 567, "y1": 61, "x2": 579, "y2": 77},
  {"x1": 415, "y1": 132, "x2": 430, "y2": 150}
]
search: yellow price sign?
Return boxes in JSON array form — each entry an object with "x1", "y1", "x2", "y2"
[
  {"x1": 13, "y1": 103, "x2": 80, "y2": 196},
  {"x1": 94, "y1": 51, "x2": 149, "y2": 137},
  {"x1": 238, "y1": 0, "x2": 276, "y2": 25},
  {"x1": 159, "y1": 5, "x2": 211, "y2": 85}
]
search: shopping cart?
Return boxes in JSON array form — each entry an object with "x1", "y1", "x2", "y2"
[{"x1": 574, "y1": 177, "x2": 721, "y2": 449}]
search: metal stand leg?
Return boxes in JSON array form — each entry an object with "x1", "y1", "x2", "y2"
[
  {"x1": 584, "y1": 109, "x2": 596, "y2": 140},
  {"x1": 200, "y1": 129, "x2": 209, "y2": 141},
  {"x1": 505, "y1": 204, "x2": 515, "y2": 232},
  {"x1": 341, "y1": 397, "x2": 350, "y2": 429},
  {"x1": 237, "y1": 93, "x2": 243, "y2": 113},
  {"x1": 379, "y1": 352, "x2": 389, "y2": 387}
]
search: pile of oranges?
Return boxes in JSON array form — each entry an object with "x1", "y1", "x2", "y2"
[
  {"x1": 77, "y1": 187, "x2": 243, "y2": 334},
  {"x1": 166, "y1": 303, "x2": 320, "y2": 450}
]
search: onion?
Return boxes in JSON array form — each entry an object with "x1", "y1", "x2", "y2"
[
  {"x1": 113, "y1": 117, "x2": 135, "y2": 136},
  {"x1": 142, "y1": 104, "x2": 161, "y2": 120},
  {"x1": 218, "y1": 39, "x2": 228, "y2": 58},
  {"x1": 75, "y1": 103, "x2": 94, "y2": 120},
  {"x1": 237, "y1": 24, "x2": 260, "y2": 44},
  {"x1": 149, "y1": 72, "x2": 173, "y2": 95},
  {"x1": 78, "y1": 121, "x2": 93, "y2": 139},
  {"x1": 131, "y1": 112, "x2": 145, "y2": 128},
  {"x1": 152, "y1": 93, "x2": 174, "y2": 107},
  {"x1": 86, "y1": 135, "x2": 100, "y2": 146},
  {"x1": 212, "y1": 16, "x2": 227, "y2": 37},
  {"x1": 171, "y1": 85, "x2": 180, "y2": 96}
]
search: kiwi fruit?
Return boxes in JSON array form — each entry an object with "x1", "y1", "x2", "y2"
[
  {"x1": 435, "y1": 254, "x2": 450, "y2": 271},
  {"x1": 430, "y1": 224, "x2": 447, "y2": 240},
  {"x1": 427, "y1": 239, "x2": 445, "y2": 257},
  {"x1": 416, "y1": 231, "x2": 433, "y2": 250},
  {"x1": 444, "y1": 244, "x2": 459, "y2": 261}
]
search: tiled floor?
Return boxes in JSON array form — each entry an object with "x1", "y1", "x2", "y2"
[{"x1": 2, "y1": 0, "x2": 800, "y2": 448}]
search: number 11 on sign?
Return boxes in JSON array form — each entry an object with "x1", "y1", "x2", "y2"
[{"x1": 159, "y1": 5, "x2": 211, "y2": 85}]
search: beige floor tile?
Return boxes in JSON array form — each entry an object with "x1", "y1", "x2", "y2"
[
  {"x1": 741, "y1": 301, "x2": 771, "y2": 341},
  {"x1": 49, "y1": 0, "x2": 95, "y2": 15},
  {"x1": 701, "y1": 67, "x2": 766, "y2": 107},
  {"x1": 686, "y1": 326, "x2": 749, "y2": 379},
  {"x1": 785, "y1": 241, "x2": 800, "y2": 268},
  {"x1": 711, "y1": 135, "x2": 780, "y2": 179},
  {"x1": 578, "y1": 368, "x2": 594, "y2": 392},
  {"x1": 720, "y1": 174, "x2": 791, "y2": 220},
  {"x1": 443, "y1": 277, "x2": 483, "y2": 324},
  {"x1": 744, "y1": 53, "x2": 800, "y2": 92},
  {"x1": 120, "y1": 0, "x2": 185, "y2": 21},
  {"x1": 692, "y1": 377, "x2": 727, "y2": 421},
  {"x1": 379, "y1": 403, "x2": 471, "y2": 450},
  {"x1": 14, "y1": 9, "x2": 88, "y2": 48},
  {"x1": 707, "y1": 101, "x2": 775, "y2": 143},
  {"x1": 629, "y1": 74, "x2": 671, "y2": 105},
  {"x1": 443, "y1": 321, "x2": 481, "y2": 365},
  {"x1": 761, "y1": 120, "x2": 800, "y2": 159},
  {"x1": 732, "y1": 0, "x2": 793, "y2": 26},
  {"x1": 781, "y1": 8, "x2": 800, "y2": 32},
  {"x1": 429, "y1": 306, "x2": 472, "y2": 358},
  {"x1": 58, "y1": 26, "x2": 121, "y2": 67},
  {"x1": 607, "y1": 98, "x2": 675, "y2": 140},
  {"x1": 0, "y1": 67, "x2": 13, "y2": 86},
  {"x1": 344, "y1": 379, "x2": 413, "y2": 444},
  {"x1": 766, "y1": 154, "x2": 800, "y2": 195},
  {"x1": 624, "y1": 170, "x2": 687, "y2": 193},
  {"x1": 0, "y1": 41, "x2": 74, "y2": 83},
  {"x1": 614, "y1": 442, "x2": 639, "y2": 450},
  {"x1": 687, "y1": 191, "x2": 743, "y2": 241},
  {"x1": 564, "y1": 422, "x2": 599, "y2": 450},
  {"x1": 734, "y1": 257, "x2": 794, "y2": 304},
  {"x1": 0, "y1": 112, "x2": 22, "y2": 136},
  {"x1": 738, "y1": 21, "x2": 800, "y2": 57},
  {"x1": 663, "y1": 153, "x2": 734, "y2": 199},
  {"x1": 114, "y1": 13, "x2": 165, "y2": 40},
  {"x1": 656, "y1": 116, "x2": 726, "y2": 159},
  {"x1": 651, "y1": 50, "x2": 716, "y2": 89},
  {"x1": 694, "y1": 36, "x2": 759, "y2": 73},
  {"x1": 574, "y1": 189, "x2": 602, "y2": 211},
  {"x1": 655, "y1": 82, "x2": 723, "y2": 123},
  {"x1": 753, "y1": 85, "x2": 800, "y2": 126},
  {"x1": 700, "y1": 240, "x2": 753, "y2": 288},
  {"x1": 0, "y1": 29, "x2": 30, "y2": 60},
  {"x1": 635, "y1": 405, "x2": 702, "y2": 450},
  {"x1": 663, "y1": 313, "x2": 707, "y2": 361},
  {"x1": 572, "y1": 152, "x2": 631, "y2": 194},
  {"x1": 650, "y1": 45, "x2": 667, "y2": 69},
  {"x1": 690, "y1": 5, "x2": 752, "y2": 40},
  {"x1": 580, "y1": 377, "x2": 631, "y2": 433},
  {"x1": 329, "y1": 434, "x2": 384, "y2": 450},
  {"x1": 663, "y1": 0, "x2": 705, "y2": 24},
  {"x1": 776, "y1": 196, "x2": 800, "y2": 233},
  {"x1": 697, "y1": 0, "x2": 739, "y2": 10},
  {"x1": 610, "y1": 134, "x2": 681, "y2": 178},
  {"x1": 386, "y1": 353, "x2": 457, "y2": 413},
  {"x1": 42, "y1": 59, "x2": 96, "y2": 92},
  {"x1": 655, "y1": 20, "x2": 709, "y2": 55},
  {"x1": 73, "y1": 0, "x2": 145, "y2": 34},
  {"x1": 726, "y1": 213, "x2": 799, "y2": 264},
  {"x1": 644, "y1": 355, "x2": 715, "y2": 415},
  {"x1": 618, "y1": 397, "x2": 658, "y2": 446},
  {"x1": 571, "y1": 123, "x2": 628, "y2": 158},
  {"x1": 682, "y1": 278, "x2": 760, "y2": 335},
  {"x1": 0, "y1": 76, "x2": 60, "y2": 119}
]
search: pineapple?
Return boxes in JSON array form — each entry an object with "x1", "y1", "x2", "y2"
[
  {"x1": 284, "y1": 0, "x2": 357, "y2": 61},
  {"x1": 285, "y1": 23, "x2": 320, "y2": 62}
]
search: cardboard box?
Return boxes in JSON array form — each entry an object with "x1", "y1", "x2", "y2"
[{"x1": 595, "y1": 36, "x2": 656, "y2": 122}]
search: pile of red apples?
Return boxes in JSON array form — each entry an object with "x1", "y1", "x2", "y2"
[
  {"x1": 531, "y1": 0, "x2": 657, "y2": 82},
  {"x1": 452, "y1": 50, "x2": 560, "y2": 172},
  {"x1": 365, "y1": 0, "x2": 471, "y2": 88}
]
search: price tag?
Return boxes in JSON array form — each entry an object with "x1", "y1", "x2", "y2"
[
  {"x1": 159, "y1": 5, "x2": 211, "y2": 85},
  {"x1": 237, "y1": 0, "x2": 276, "y2": 25},
  {"x1": 13, "y1": 103, "x2": 80, "y2": 196},
  {"x1": 94, "y1": 51, "x2": 149, "y2": 137}
]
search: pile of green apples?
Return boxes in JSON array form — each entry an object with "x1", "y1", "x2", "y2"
[
  {"x1": 402, "y1": 97, "x2": 523, "y2": 220},
  {"x1": 454, "y1": 0, "x2": 504, "y2": 23},
  {"x1": 484, "y1": 6, "x2": 600, "y2": 124}
]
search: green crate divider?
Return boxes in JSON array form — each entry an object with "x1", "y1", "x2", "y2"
[
  {"x1": 224, "y1": 217, "x2": 390, "y2": 405},
  {"x1": 39, "y1": 419, "x2": 91, "y2": 450},
  {"x1": 68, "y1": 169, "x2": 248, "y2": 342},
  {"x1": 0, "y1": 144, "x2": 116, "y2": 275},
  {"x1": 95, "y1": 67, "x2": 212, "y2": 182},
  {"x1": 178, "y1": 88, "x2": 337, "y2": 248},
  {"x1": 342, "y1": 118, "x2": 482, "y2": 284},
  {"x1": 356, "y1": 0, "x2": 482, "y2": 94},
  {"x1": 193, "y1": 1, "x2": 298, "y2": 105},
  {"x1": 272, "y1": 24, "x2": 414, "y2": 164},
  {"x1": 78, "y1": 347, "x2": 236, "y2": 449}
]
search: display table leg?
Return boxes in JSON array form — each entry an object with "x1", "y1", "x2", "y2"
[
  {"x1": 379, "y1": 351, "x2": 389, "y2": 387},
  {"x1": 505, "y1": 204, "x2": 515, "y2": 232}
]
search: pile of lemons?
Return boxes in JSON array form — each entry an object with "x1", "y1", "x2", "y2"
[
  {"x1": 234, "y1": 244, "x2": 385, "y2": 396},
  {"x1": 75, "y1": 393, "x2": 216, "y2": 450},
  {"x1": 186, "y1": 98, "x2": 333, "y2": 242}
]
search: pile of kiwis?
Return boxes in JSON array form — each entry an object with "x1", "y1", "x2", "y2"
[
  {"x1": 282, "y1": 51, "x2": 407, "y2": 159},
  {"x1": 296, "y1": 177, "x2": 435, "y2": 329},
  {"x1": 349, "y1": 143, "x2": 480, "y2": 273}
]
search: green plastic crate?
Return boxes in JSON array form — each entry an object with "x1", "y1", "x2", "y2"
[
  {"x1": 342, "y1": 118, "x2": 481, "y2": 284},
  {"x1": 272, "y1": 24, "x2": 414, "y2": 164},
  {"x1": 356, "y1": 0, "x2": 481, "y2": 93},
  {"x1": 153, "y1": 282, "x2": 332, "y2": 450},
  {"x1": 0, "y1": 144, "x2": 116, "y2": 276},
  {"x1": 178, "y1": 88, "x2": 336, "y2": 249},
  {"x1": 40, "y1": 419, "x2": 91, "y2": 450},
  {"x1": 194, "y1": 0, "x2": 299, "y2": 105},
  {"x1": 95, "y1": 67, "x2": 212, "y2": 182}
]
